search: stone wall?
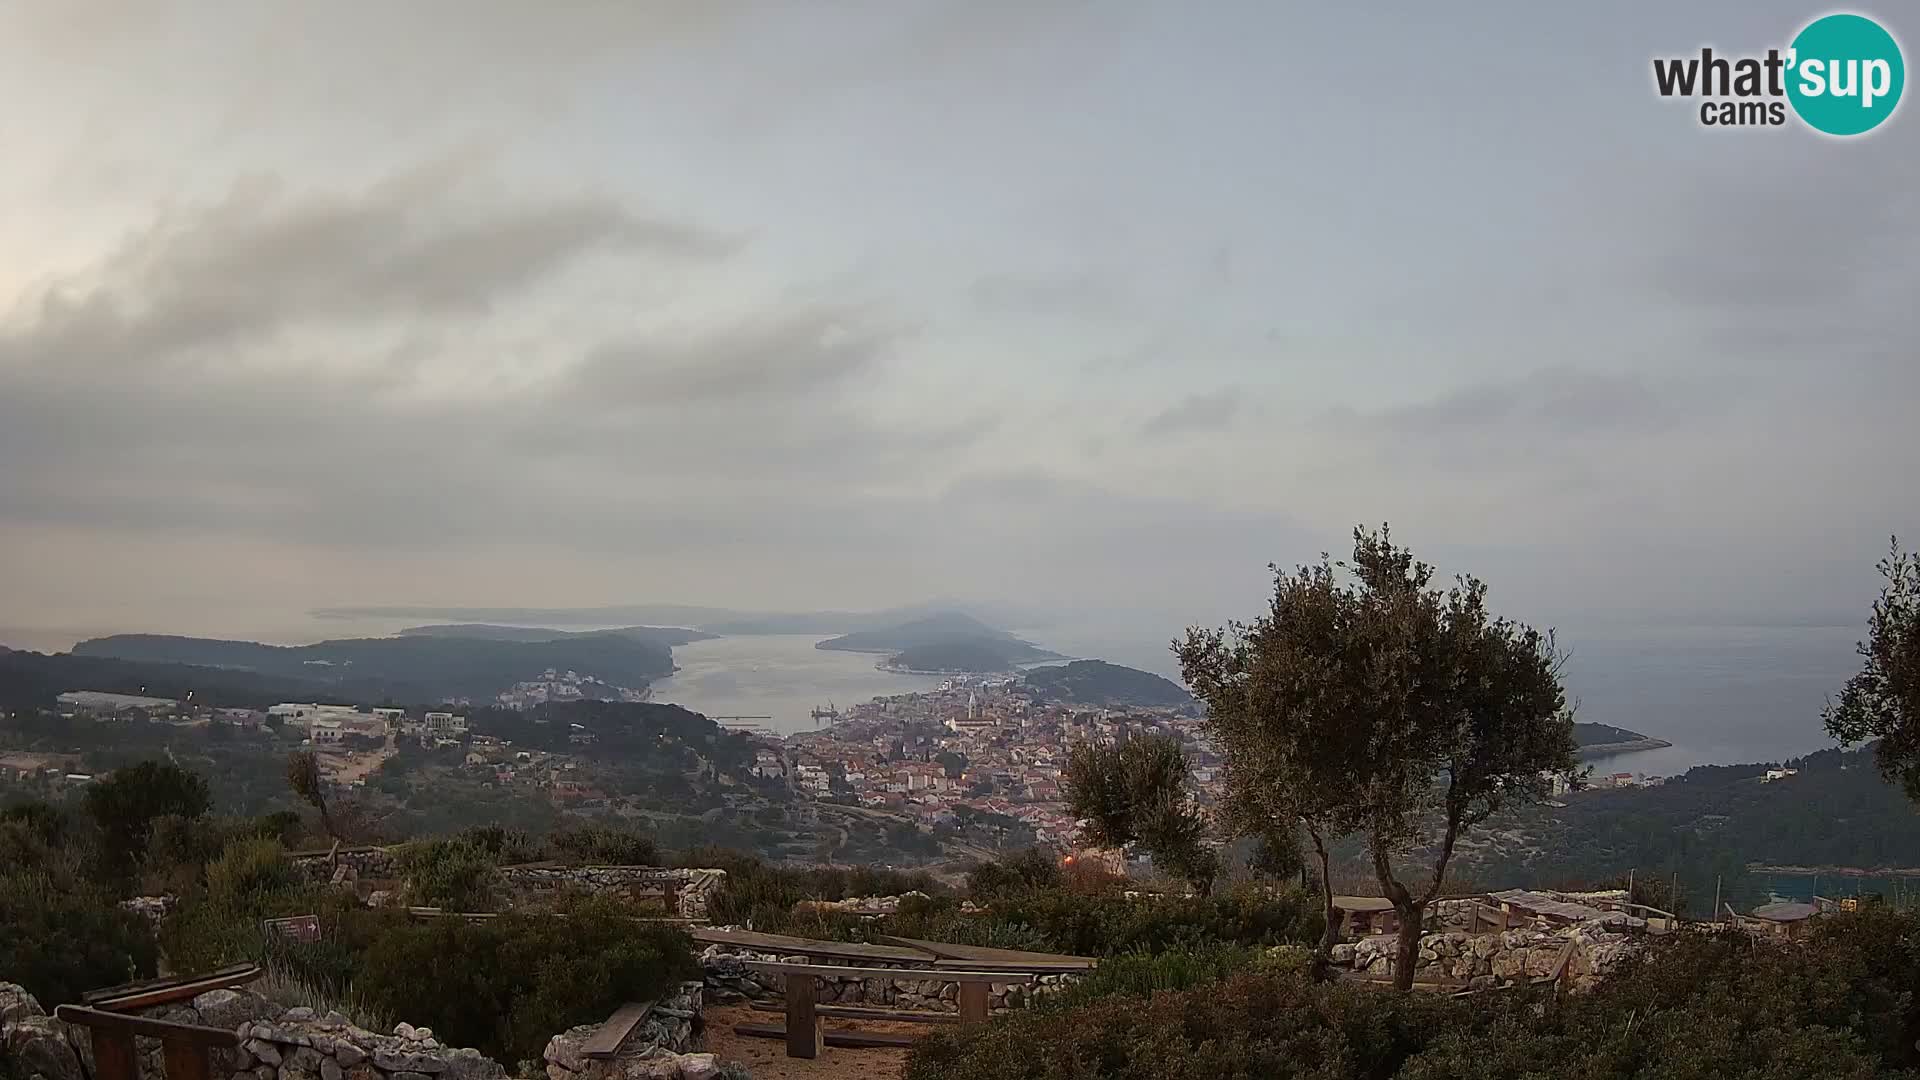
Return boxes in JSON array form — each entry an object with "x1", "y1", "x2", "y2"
[
  {"x1": 1, "y1": 984, "x2": 505, "y2": 1080},
  {"x1": 288, "y1": 852, "x2": 726, "y2": 923},
  {"x1": 495, "y1": 867, "x2": 726, "y2": 923},
  {"x1": 698, "y1": 945, "x2": 1077, "y2": 1014},
  {"x1": 1331, "y1": 923, "x2": 1642, "y2": 991},
  {"x1": 1, "y1": 983, "x2": 731, "y2": 1080}
]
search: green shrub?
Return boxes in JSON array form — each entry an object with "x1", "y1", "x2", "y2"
[
  {"x1": 974, "y1": 881, "x2": 1320, "y2": 956},
  {"x1": 355, "y1": 896, "x2": 699, "y2": 1063},
  {"x1": 460, "y1": 825, "x2": 543, "y2": 865},
  {"x1": 84, "y1": 760, "x2": 211, "y2": 876},
  {"x1": 397, "y1": 838, "x2": 500, "y2": 910},
  {"x1": 544, "y1": 823, "x2": 657, "y2": 866},
  {"x1": 0, "y1": 862, "x2": 157, "y2": 1005},
  {"x1": 967, "y1": 848, "x2": 1061, "y2": 899},
  {"x1": 698, "y1": 851, "x2": 940, "y2": 930},
  {"x1": 1042, "y1": 945, "x2": 1256, "y2": 1010},
  {"x1": 206, "y1": 836, "x2": 295, "y2": 909}
]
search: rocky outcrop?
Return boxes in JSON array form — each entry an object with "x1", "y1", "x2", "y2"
[
  {"x1": 1, "y1": 985, "x2": 87, "y2": 1080},
  {"x1": 119, "y1": 897, "x2": 176, "y2": 928},
  {"x1": 790, "y1": 892, "x2": 928, "y2": 918},
  {"x1": 543, "y1": 1031, "x2": 733, "y2": 1080},
  {"x1": 698, "y1": 946, "x2": 1076, "y2": 1013}
]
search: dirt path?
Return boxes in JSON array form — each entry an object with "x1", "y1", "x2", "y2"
[{"x1": 701, "y1": 1004, "x2": 918, "y2": 1080}]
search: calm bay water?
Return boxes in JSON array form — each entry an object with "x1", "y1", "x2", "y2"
[{"x1": 650, "y1": 634, "x2": 942, "y2": 734}]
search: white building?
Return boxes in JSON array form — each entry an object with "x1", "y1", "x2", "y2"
[
  {"x1": 309, "y1": 718, "x2": 347, "y2": 744},
  {"x1": 424, "y1": 712, "x2": 468, "y2": 737},
  {"x1": 56, "y1": 691, "x2": 177, "y2": 715}
]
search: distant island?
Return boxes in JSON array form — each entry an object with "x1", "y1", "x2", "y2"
[
  {"x1": 397, "y1": 624, "x2": 715, "y2": 647},
  {"x1": 1572, "y1": 721, "x2": 1673, "y2": 756},
  {"x1": 878, "y1": 639, "x2": 1049, "y2": 674},
  {"x1": 1020, "y1": 660, "x2": 1193, "y2": 709},
  {"x1": 816, "y1": 612, "x2": 1067, "y2": 674},
  {"x1": 66, "y1": 632, "x2": 674, "y2": 704}
]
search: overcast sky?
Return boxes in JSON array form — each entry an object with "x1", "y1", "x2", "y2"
[{"x1": 1, "y1": 0, "x2": 1914, "y2": 649}]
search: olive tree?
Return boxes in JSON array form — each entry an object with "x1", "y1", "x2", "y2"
[
  {"x1": 1178, "y1": 525, "x2": 1577, "y2": 990},
  {"x1": 1825, "y1": 538, "x2": 1920, "y2": 800},
  {"x1": 1064, "y1": 734, "x2": 1218, "y2": 896}
]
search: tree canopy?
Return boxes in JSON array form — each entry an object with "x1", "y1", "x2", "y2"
[
  {"x1": 1826, "y1": 537, "x2": 1920, "y2": 800},
  {"x1": 84, "y1": 759, "x2": 212, "y2": 873},
  {"x1": 1064, "y1": 734, "x2": 1217, "y2": 895},
  {"x1": 1178, "y1": 525, "x2": 1578, "y2": 989}
]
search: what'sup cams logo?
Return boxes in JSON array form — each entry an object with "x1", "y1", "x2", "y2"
[{"x1": 1654, "y1": 12, "x2": 1904, "y2": 135}]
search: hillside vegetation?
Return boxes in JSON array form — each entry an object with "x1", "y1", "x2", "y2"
[{"x1": 1022, "y1": 660, "x2": 1193, "y2": 708}]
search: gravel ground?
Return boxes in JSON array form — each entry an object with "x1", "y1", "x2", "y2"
[{"x1": 700, "y1": 1004, "x2": 924, "y2": 1080}]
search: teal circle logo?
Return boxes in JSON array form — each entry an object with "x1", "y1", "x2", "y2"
[{"x1": 1786, "y1": 13, "x2": 1904, "y2": 135}]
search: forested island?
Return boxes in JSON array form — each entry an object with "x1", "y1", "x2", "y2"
[
  {"x1": 1020, "y1": 659, "x2": 1193, "y2": 708},
  {"x1": 879, "y1": 639, "x2": 1037, "y2": 674}
]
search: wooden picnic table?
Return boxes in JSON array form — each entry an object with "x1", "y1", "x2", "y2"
[{"x1": 734, "y1": 961, "x2": 1040, "y2": 1058}]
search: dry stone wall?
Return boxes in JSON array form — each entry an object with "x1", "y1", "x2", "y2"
[
  {"x1": 1332, "y1": 924, "x2": 1642, "y2": 990},
  {"x1": 698, "y1": 944, "x2": 1076, "y2": 1013},
  {"x1": 288, "y1": 852, "x2": 726, "y2": 922}
]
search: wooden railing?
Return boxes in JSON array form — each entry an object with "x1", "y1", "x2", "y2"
[{"x1": 55, "y1": 1006, "x2": 239, "y2": 1080}]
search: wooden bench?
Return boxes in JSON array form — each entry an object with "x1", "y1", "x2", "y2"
[
  {"x1": 733, "y1": 961, "x2": 1038, "y2": 1059},
  {"x1": 577, "y1": 1001, "x2": 656, "y2": 1060},
  {"x1": 56, "y1": 1006, "x2": 239, "y2": 1080},
  {"x1": 83, "y1": 965, "x2": 264, "y2": 1011},
  {"x1": 748, "y1": 1001, "x2": 961, "y2": 1024}
]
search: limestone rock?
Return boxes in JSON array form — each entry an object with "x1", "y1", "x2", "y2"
[
  {"x1": 374, "y1": 1048, "x2": 450, "y2": 1073},
  {"x1": 4, "y1": 1014, "x2": 87, "y2": 1080}
]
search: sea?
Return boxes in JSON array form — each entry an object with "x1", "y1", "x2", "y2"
[
  {"x1": 649, "y1": 633, "x2": 943, "y2": 733},
  {"x1": 1027, "y1": 618, "x2": 1864, "y2": 779}
]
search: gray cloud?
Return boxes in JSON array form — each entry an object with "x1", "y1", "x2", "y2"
[
  {"x1": 1141, "y1": 388, "x2": 1241, "y2": 436},
  {"x1": 569, "y1": 310, "x2": 891, "y2": 407},
  {"x1": 2, "y1": 0, "x2": 1918, "y2": 650},
  {"x1": 0, "y1": 164, "x2": 723, "y2": 372}
]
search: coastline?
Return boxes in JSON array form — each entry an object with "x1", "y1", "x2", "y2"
[
  {"x1": 1576, "y1": 737, "x2": 1674, "y2": 758},
  {"x1": 876, "y1": 659, "x2": 1011, "y2": 676},
  {"x1": 1749, "y1": 863, "x2": 1920, "y2": 877}
]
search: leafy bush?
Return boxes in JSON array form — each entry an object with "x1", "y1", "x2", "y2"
[
  {"x1": 206, "y1": 836, "x2": 296, "y2": 909},
  {"x1": 397, "y1": 838, "x2": 500, "y2": 910},
  {"x1": 906, "y1": 911, "x2": 1920, "y2": 1080},
  {"x1": 544, "y1": 823, "x2": 657, "y2": 866},
  {"x1": 966, "y1": 847, "x2": 1061, "y2": 899},
  {"x1": 355, "y1": 896, "x2": 699, "y2": 1063},
  {"x1": 697, "y1": 851, "x2": 940, "y2": 929},
  {"x1": 0, "y1": 821, "x2": 157, "y2": 1005},
  {"x1": 1042, "y1": 945, "x2": 1257, "y2": 1010},
  {"x1": 974, "y1": 881, "x2": 1321, "y2": 956},
  {"x1": 84, "y1": 759, "x2": 211, "y2": 874},
  {"x1": 460, "y1": 825, "x2": 544, "y2": 865}
]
